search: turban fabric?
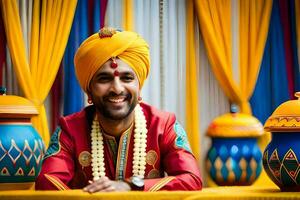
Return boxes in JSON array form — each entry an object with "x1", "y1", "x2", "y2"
[{"x1": 74, "y1": 29, "x2": 150, "y2": 93}]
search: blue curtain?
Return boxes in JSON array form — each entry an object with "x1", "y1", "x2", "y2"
[
  {"x1": 250, "y1": 0, "x2": 290, "y2": 123},
  {"x1": 63, "y1": 0, "x2": 104, "y2": 115},
  {"x1": 289, "y1": 0, "x2": 300, "y2": 92},
  {"x1": 63, "y1": 0, "x2": 87, "y2": 115}
]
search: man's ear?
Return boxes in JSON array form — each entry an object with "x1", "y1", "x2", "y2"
[{"x1": 87, "y1": 92, "x2": 93, "y2": 104}]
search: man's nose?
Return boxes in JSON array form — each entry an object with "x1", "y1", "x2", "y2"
[{"x1": 110, "y1": 78, "x2": 124, "y2": 94}]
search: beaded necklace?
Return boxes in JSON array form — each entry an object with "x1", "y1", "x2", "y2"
[{"x1": 90, "y1": 104, "x2": 147, "y2": 180}]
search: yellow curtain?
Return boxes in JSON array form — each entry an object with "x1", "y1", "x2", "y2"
[
  {"x1": 194, "y1": 0, "x2": 272, "y2": 113},
  {"x1": 186, "y1": 0, "x2": 200, "y2": 161},
  {"x1": 1, "y1": 0, "x2": 77, "y2": 146},
  {"x1": 123, "y1": 0, "x2": 133, "y2": 31},
  {"x1": 239, "y1": 0, "x2": 273, "y2": 112},
  {"x1": 194, "y1": 0, "x2": 245, "y2": 111}
]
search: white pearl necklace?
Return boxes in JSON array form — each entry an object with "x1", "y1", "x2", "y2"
[{"x1": 90, "y1": 104, "x2": 148, "y2": 181}]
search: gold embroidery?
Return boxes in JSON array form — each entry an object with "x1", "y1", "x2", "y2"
[
  {"x1": 44, "y1": 174, "x2": 69, "y2": 190},
  {"x1": 149, "y1": 176, "x2": 175, "y2": 191},
  {"x1": 147, "y1": 169, "x2": 160, "y2": 179},
  {"x1": 78, "y1": 151, "x2": 92, "y2": 167},
  {"x1": 146, "y1": 150, "x2": 158, "y2": 166}
]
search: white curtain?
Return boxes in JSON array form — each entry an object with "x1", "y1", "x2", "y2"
[
  {"x1": 106, "y1": 0, "x2": 187, "y2": 125},
  {"x1": 105, "y1": 0, "x2": 123, "y2": 30},
  {"x1": 134, "y1": 0, "x2": 187, "y2": 124},
  {"x1": 134, "y1": 0, "x2": 161, "y2": 110}
]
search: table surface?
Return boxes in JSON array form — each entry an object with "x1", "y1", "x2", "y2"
[{"x1": 0, "y1": 186, "x2": 300, "y2": 200}]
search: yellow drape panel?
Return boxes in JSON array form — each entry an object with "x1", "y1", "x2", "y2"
[
  {"x1": 123, "y1": 0, "x2": 133, "y2": 31},
  {"x1": 239, "y1": 0, "x2": 273, "y2": 110},
  {"x1": 194, "y1": 0, "x2": 272, "y2": 115},
  {"x1": 186, "y1": 0, "x2": 200, "y2": 161},
  {"x1": 1, "y1": 0, "x2": 77, "y2": 146},
  {"x1": 194, "y1": 0, "x2": 245, "y2": 111}
]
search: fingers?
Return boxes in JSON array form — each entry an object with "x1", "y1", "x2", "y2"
[
  {"x1": 83, "y1": 177, "x2": 113, "y2": 193},
  {"x1": 83, "y1": 178, "x2": 131, "y2": 193}
]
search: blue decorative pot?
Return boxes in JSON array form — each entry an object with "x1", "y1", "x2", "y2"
[
  {"x1": 263, "y1": 133, "x2": 300, "y2": 191},
  {"x1": 206, "y1": 105, "x2": 264, "y2": 186},
  {"x1": 0, "y1": 124, "x2": 44, "y2": 183},
  {"x1": 0, "y1": 92, "x2": 45, "y2": 190},
  {"x1": 263, "y1": 92, "x2": 300, "y2": 191},
  {"x1": 206, "y1": 138, "x2": 262, "y2": 186}
]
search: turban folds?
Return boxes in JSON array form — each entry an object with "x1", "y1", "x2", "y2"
[{"x1": 74, "y1": 29, "x2": 150, "y2": 93}]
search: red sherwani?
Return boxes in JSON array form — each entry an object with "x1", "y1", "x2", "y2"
[{"x1": 35, "y1": 103, "x2": 202, "y2": 191}]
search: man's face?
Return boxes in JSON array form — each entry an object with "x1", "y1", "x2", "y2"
[{"x1": 89, "y1": 58, "x2": 140, "y2": 121}]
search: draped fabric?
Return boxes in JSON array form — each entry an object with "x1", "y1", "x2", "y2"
[
  {"x1": 1, "y1": 0, "x2": 77, "y2": 145},
  {"x1": 123, "y1": 0, "x2": 133, "y2": 31},
  {"x1": 133, "y1": 0, "x2": 161, "y2": 109},
  {"x1": 63, "y1": 0, "x2": 108, "y2": 117},
  {"x1": 239, "y1": 0, "x2": 273, "y2": 112},
  {"x1": 194, "y1": 0, "x2": 272, "y2": 114},
  {"x1": 278, "y1": 0, "x2": 300, "y2": 98},
  {"x1": 0, "y1": 8, "x2": 5, "y2": 84},
  {"x1": 195, "y1": 0, "x2": 240, "y2": 109},
  {"x1": 63, "y1": 0, "x2": 88, "y2": 116},
  {"x1": 186, "y1": 0, "x2": 200, "y2": 160},
  {"x1": 250, "y1": 0, "x2": 299, "y2": 124}
]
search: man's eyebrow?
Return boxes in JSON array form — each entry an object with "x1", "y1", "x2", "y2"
[
  {"x1": 95, "y1": 72, "x2": 112, "y2": 76},
  {"x1": 122, "y1": 71, "x2": 135, "y2": 75}
]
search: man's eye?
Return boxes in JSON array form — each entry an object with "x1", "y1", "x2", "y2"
[{"x1": 122, "y1": 76, "x2": 134, "y2": 82}]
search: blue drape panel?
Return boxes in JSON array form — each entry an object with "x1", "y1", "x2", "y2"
[
  {"x1": 289, "y1": 0, "x2": 300, "y2": 92},
  {"x1": 63, "y1": 0, "x2": 104, "y2": 115},
  {"x1": 250, "y1": 0, "x2": 290, "y2": 123},
  {"x1": 63, "y1": 0, "x2": 86, "y2": 115}
]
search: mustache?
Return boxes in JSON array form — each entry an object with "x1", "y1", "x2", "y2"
[{"x1": 103, "y1": 92, "x2": 131, "y2": 100}]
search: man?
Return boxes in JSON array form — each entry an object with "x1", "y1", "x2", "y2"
[{"x1": 36, "y1": 28, "x2": 202, "y2": 192}]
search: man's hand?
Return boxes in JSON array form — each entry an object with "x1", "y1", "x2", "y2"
[{"x1": 83, "y1": 176, "x2": 131, "y2": 193}]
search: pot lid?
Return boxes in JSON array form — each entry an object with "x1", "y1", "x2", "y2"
[
  {"x1": 207, "y1": 105, "x2": 264, "y2": 138},
  {"x1": 264, "y1": 92, "x2": 300, "y2": 132},
  {"x1": 0, "y1": 87, "x2": 38, "y2": 118}
]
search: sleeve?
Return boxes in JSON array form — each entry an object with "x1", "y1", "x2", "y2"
[
  {"x1": 35, "y1": 119, "x2": 74, "y2": 190},
  {"x1": 144, "y1": 114, "x2": 202, "y2": 191}
]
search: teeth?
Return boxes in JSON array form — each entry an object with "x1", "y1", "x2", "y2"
[{"x1": 108, "y1": 97, "x2": 125, "y2": 103}]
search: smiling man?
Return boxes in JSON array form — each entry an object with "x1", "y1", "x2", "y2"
[{"x1": 35, "y1": 28, "x2": 202, "y2": 192}]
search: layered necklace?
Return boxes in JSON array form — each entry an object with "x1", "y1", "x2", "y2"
[{"x1": 90, "y1": 104, "x2": 148, "y2": 181}]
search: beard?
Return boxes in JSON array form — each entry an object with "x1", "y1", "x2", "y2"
[{"x1": 93, "y1": 92, "x2": 138, "y2": 121}]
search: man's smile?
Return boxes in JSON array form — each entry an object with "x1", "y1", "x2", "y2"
[{"x1": 107, "y1": 96, "x2": 127, "y2": 103}]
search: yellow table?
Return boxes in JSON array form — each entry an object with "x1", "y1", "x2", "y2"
[{"x1": 0, "y1": 186, "x2": 299, "y2": 200}]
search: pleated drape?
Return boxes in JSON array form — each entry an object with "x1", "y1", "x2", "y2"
[
  {"x1": 194, "y1": 0, "x2": 272, "y2": 114},
  {"x1": 123, "y1": 0, "x2": 133, "y2": 31},
  {"x1": 1, "y1": 0, "x2": 77, "y2": 146},
  {"x1": 239, "y1": 0, "x2": 273, "y2": 111},
  {"x1": 186, "y1": 0, "x2": 200, "y2": 160}
]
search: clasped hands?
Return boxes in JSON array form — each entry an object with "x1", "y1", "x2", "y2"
[{"x1": 83, "y1": 176, "x2": 131, "y2": 193}]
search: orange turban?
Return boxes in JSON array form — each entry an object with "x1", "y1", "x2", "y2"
[{"x1": 74, "y1": 28, "x2": 150, "y2": 93}]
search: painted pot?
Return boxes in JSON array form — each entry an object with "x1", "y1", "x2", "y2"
[
  {"x1": 207, "y1": 137, "x2": 262, "y2": 186},
  {"x1": 0, "y1": 90, "x2": 45, "y2": 190},
  {"x1": 263, "y1": 92, "x2": 300, "y2": 191},
  {"x1": 206, "y1": 106, "x2": 264, "y2": 186}
]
